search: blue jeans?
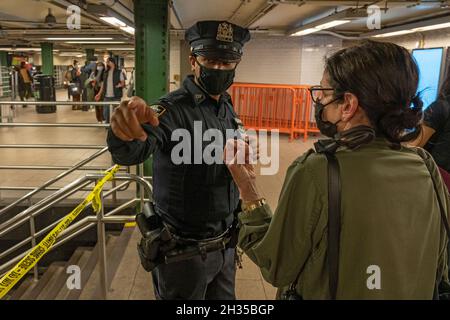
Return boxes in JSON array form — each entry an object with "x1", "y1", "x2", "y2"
[{"x1": 103, "y1": 96, "x2": 120, "y2": 124}]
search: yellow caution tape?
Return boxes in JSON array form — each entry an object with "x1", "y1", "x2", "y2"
[
  {"x1": 124, "y1": 222, "x2": 136, "y2": 228},
  {"x1": 0, "y1": 165, "x2": 121, "y2": 299}
]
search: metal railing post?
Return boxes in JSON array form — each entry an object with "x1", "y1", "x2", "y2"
[
  {"x1": 29, "y1": 197, "x2": 39, "y2": 282},
  {"x1": 139, "y1": 163, "x2": 144, "y2": 211},
  {"x1": 97, "y1": 185, "x2": 108, "y2": 300},
  {"x1": 111, "y1": 160, "x2": 117, "y2": 203}
]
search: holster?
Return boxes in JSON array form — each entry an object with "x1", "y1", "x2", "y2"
[
  {"x1": 136, "y1": 203, "x2": 241, "y2": 272},
  {"x1": 135, "y1": 203, "x2": 176, "y2": 272}
]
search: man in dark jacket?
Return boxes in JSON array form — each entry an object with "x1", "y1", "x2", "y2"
[{"x1": 95, "y1": 57, "x2": 124, "y2": 123}]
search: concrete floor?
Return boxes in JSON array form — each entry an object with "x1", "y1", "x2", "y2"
[{"x1": 0, "y1": 89, "x2": 320, "y2": 299}]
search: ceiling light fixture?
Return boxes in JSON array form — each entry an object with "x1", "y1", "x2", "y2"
[
  {"x1": 65, "y1": 41, "x2": 126, "y2": 44},
  {"x1": 367, "y1": 16, "x2": 450, "y2": 38},
  {"x1": 45, "y1": 37, "x2": 114, "y2": 41},
  {"x1": 100, "y1": 17, "x2": 126, "y2": 27},
  {"x1": 292, "y1": 20, "x2": 350, "y2": 36},
  {"x1": 120, "y1": 26, "x2": 135, "y2": 35},
  {"x1": 289, "y1": 8, "x2": 367, "y2": 37}
]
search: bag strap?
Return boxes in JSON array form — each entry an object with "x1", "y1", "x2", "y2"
[
  {"x1": 287, "y1": 150, "x2": 342, "y2": 299},
  {"x1": 414, "y1": 148, "x2": 450, "y2": 237},
  {"x1": 414, "y1": 148, "x2": 450, "y2": 300},
  {"x1": 324, "y1": 152, "x2": 341, "y2": 300}
]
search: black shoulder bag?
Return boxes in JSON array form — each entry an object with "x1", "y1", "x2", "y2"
[{"x1": 281, "y1": 150, "x2": 341, "y2": 300}]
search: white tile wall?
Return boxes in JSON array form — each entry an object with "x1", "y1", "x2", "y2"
[
  {"x1": 234, "y1": 37, "x2": 303, "y2": 85},
  {"x1": 299, "y1": 35, "x2": 343, "y2": 86}
]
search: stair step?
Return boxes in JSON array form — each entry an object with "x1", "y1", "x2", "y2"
[
  {"x1": 36, "y1": 265, "x2": 66, "y2": 300},
  {"x1": 55, "y1": 248, "x2": 92, "y2": 300},
  {"x1": 37, "y1": 247, "x2": 86, "y2": 300},
  {"x1": 66, "y1": 235, "x2": 116, "y2": 300},
  {"x1": 91, "y1": 225, "x2": 135, "y2": 299},
  {"x1": 20, "y1": 262, "x2": 65, "y2": 300},
  {"x1": 78, "y1": 235, "x2": 118, "y2": 300},
  {"x1": 109, "y1": 226, "x2": 155, "y2": 300},
  {"x1": 8, "y1": 276, "x2": 35, "y2": 300}
]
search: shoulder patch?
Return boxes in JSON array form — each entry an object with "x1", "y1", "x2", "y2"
[{"x1": 149, "y1": 104, "x2": 166, "y2": 118}]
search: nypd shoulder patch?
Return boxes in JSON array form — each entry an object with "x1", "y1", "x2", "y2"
[{"x1": 149, "y1": 104, "x2": 166, "y2": 118}]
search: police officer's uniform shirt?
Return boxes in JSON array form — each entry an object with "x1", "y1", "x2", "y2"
[{"x1": 107, "y1": 75, "x2": 241, "y2": 238}]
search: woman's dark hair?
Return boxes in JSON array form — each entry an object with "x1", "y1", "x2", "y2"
[{"x1": 325, "y1": 40, "x2": 423, "y2": 144}]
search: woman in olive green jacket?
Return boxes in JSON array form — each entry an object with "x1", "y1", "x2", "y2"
[{"x1": 225, "y1": 41, "x2": 449, "y2": 300}]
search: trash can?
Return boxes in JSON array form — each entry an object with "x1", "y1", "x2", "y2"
[{"x1": 34, "y1": 74, "x2": 56, "y2": 113}]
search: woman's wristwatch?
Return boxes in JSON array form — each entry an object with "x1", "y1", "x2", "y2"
[{"x1": 241, "y1": 198, "x2": 266, "y2": 213}]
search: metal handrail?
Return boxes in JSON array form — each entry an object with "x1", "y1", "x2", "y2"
[
  {"x1": 0, "y1": 101, "x2": 121, "y2": 106},
  {"x1": 0, "y1": 99, "x2": 145, "y2": 299},
  {"x1": 0, "y1": 182, "x2": 134, "y2": 261},
  {"x1": 0, "y1": 123, "x2": 109, "y2": 128},
  {"x1": 0, "y1": 144, "x2": 106, "y2": 149},
  {"x1": 0, "y1": 173, "x2": 152, "y2": 300},
  {"x1": 0, "y1": 147, "x2": 109, "y2": 216}
]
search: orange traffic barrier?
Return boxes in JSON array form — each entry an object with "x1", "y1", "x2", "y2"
[{"x1": 229, "y1": 83, "x2": 319, "y2": 141}]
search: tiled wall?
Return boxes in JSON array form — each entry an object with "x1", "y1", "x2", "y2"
[
  {"x1": 234, "y1": 37, "x2": 303, "y2": 85},
  {"x1": 299, "y1": 35, "x2": 343, "y2": 86}
]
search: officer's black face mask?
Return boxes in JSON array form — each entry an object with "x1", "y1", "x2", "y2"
[
  {"x1": 314, "y1": 97, "x2": 343, "y2": 138},
  {"x1": 195, "y1": 58, "x2": 236, "y2": 96}
]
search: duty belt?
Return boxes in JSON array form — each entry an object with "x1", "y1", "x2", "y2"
[{"x1": 136, "y1": 202, "x2": 239, "y2": 272}]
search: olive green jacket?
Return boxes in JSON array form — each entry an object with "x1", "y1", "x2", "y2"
[{"x1": 238, "y1": 138, "x2": 449, "y2": 300}]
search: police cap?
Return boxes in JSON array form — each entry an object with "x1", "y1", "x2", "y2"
[{"x1": 185, "y1": 20, "x2": 251, "y2": 62}]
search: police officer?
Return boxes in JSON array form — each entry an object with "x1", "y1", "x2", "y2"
[{"x1": 107, "y1": 21, "x2": 250, "y2": 299}]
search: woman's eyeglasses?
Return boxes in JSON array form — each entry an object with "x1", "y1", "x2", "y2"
[{"x1": 308, "y1": 86, "x2": 336, "y2": 104}]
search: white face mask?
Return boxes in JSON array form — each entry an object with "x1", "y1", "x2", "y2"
[{"x1": 97, "y1": 66, "x2": 103, "y2": 71}]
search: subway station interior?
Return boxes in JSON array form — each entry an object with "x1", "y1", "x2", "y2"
[{"x1": 0, "y1": 0, "x2": 450, "y2": 302}]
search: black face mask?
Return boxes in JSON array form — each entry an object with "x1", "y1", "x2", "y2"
[
  {"x1": 195, "y1": 59, "x2": 236, "y2": 95},
  {"x1": 314, "y1": 97, "x2": 343, "y2": 138}
]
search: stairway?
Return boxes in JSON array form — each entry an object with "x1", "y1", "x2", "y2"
[{"x1": 4, "y1": 225, "x2": 155, "y2": 300}]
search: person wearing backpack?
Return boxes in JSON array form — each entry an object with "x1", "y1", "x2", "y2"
[{"x1": 224, "y1": 41, "x2": 450, "y2": 300}]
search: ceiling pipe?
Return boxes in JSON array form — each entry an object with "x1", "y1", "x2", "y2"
[
  {"x1": 228, "y1": 0, "x2": 249, "y2": 23},
  {"x1": 269, "y1": 0, "x2": 444, "y2": 6},
  {"x1": 169, "y1": 0, "x2": 184, "y2": 29},
  {"x1": 245, "y1": 2, "x2": 279, "y2": 28},
  {"x1": 101, "y1": 0, "x2": 134, "y2": 24},
  {"x1": 49, "y1": 0, "x2": 132, "y2": 38}
]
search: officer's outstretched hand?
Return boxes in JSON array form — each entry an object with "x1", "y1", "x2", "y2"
[{"x1": 111, "y1": 96, "x2": 160, "y2": 142}]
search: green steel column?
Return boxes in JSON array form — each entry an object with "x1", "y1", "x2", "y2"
[
  {"x1": 40, "y1": 43, "x2": 54, "y2": 76},
  {"x1": 134, "y1": 0, "x2": 170, "y2": 178},
  {"x1": 86, "y1": 48, "x2": 95, "y2": 61},
  {"x1": 0, "y1": 52, "x2": 7, "y2": 67}
]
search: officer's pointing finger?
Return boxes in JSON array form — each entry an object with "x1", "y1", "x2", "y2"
[
  {"x1": 115, "y1": 110, "x2": 137, "y2": 141},
  {"x1": 111, "y1": 118, "x2": 133, "y2": 142},
  {"x1": 144, "y1": 107, "x2": 160, "y2": 127},
  {"x1": 124, "y1": 106, "x2": 148, "y2": 141}
]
